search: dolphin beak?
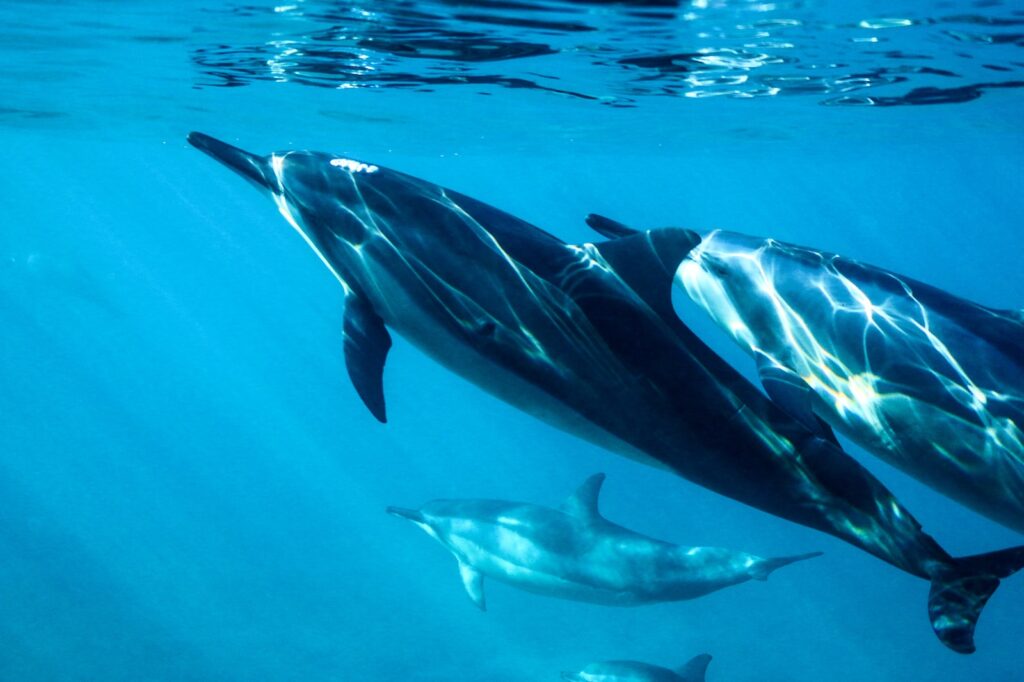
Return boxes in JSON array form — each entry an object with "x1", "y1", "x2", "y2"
[
  {"x1": 386, "y1": 506, "x2": 425, "y2": 523},
  {"x1": 187, "y1": 132, "x2": 276, "y2": 192}
]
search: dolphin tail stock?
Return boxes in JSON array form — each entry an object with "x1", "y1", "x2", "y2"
[
  {"x1": 928, "y1": 545, "x2": 1024, "y2": 654},
  {"x1": 676, "y1": 653, "x2": 712, "y2": 682},
  {"x1": 749, "y1": 551, "x2": 824, "y2": 581}
]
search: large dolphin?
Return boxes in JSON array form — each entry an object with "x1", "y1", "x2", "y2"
[
  {"x1": 589, "y1": 214, "x2": 1024, "y2": 530},
  {"x1": 666, "y1": 226, "x2": 1023, "y2": 533},
  {"x1": 188, "y1": 133, "x2": 1024, "y2": 652},
  {"x1": 387, "y1": 474, "x2": 820, "y2": 608},
  {"x1": 563, "y1": 654, "x2": 712, "y2": 682}
]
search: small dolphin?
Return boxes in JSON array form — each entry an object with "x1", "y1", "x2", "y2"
[
  {"x1": 387, "y1": 474, "x2": 820, "y2": 609},
  {"x1": 189, "y1": 134, "x2": 1024, "y2": 652},
  {"x1": 563, "y1": 654, "x2": 713, "y2": 682}
]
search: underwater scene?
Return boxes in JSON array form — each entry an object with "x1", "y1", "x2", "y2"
[{"x1": 2, "y1": 0, "x2": 1024, "y2": 680}]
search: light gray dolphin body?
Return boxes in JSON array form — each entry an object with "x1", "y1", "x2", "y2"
[
  {"x1": 188, "y1": 134, "x2": 1024, "y2": 652},
  {"x1": 563, "y1": 654, "x2": 712, "y2": 682},
  {"x1": 388, "y1": 475, "x2": 820, "y2": 608},
  {"x1": 675, "y1": 229, "x2": 1024, "y2": 533}
]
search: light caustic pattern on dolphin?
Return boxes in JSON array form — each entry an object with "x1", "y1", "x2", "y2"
[
  {"x1": 188, "y1": 134, "x2": 1024, "y2": 653},
  {"x1": 563, "y1": 653, "x2": 712, "y2": 682},
  {"x1": 675, "y1": 229, "x2": 1024, "y2": 533},
  {"x1": 388, "y1": 474, "x2": 820, "y2": 608}
]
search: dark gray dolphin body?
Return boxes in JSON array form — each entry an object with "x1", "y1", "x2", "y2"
[
  {"x1": 388, "y1": 475, "x2": 820, "y2": 607},
  {"x1": 188, "y1": 133, "x2": 1024, "y2": 652},
  {"x1": 675, "y1": 229, "x2": 1024, "y2": 533},
  {"x1": 563, "y1": 654, "x2": 712, "y2": 682}
]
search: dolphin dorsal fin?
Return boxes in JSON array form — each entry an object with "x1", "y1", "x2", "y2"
[
  {"x1": 676, "y1": 654, "x2": 712, "y2": 682},
  {"x1": 560, "y1": 473, "x2": 606, "y2": 523},
  {"x1": 588, "y1": 228, "x2": 702, "y2": 323},
  {"x1": 585, "y1": 213, "x2": 640, "y2": 239},
  {"x1": 343, "y1": 292, "x2": 393, "y2": 423}
]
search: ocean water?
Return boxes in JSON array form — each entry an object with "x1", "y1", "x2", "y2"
[{"x1": 2, "y1": 1, "x2": 1023, "y2": 680}]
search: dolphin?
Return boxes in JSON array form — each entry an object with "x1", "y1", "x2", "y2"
[
  {"x1": 563, "y1": 654, "x2": 712, "y2": 682},
  {"x1": 387, "y1": 474, "x2": 820, "y2": 608},
  {"x1": 643, "y1": 222, "x2": 1022, "y2": 533},
  {"x1": 188, "y1": 133, "x2": 1024, "y2": 652}
]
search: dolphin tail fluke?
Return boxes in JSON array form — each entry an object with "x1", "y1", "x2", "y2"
[
  {"x1": 928, "y1": 545, "x2": 1024, "y2": 654},
  {"x1": 749, "y1": 551, "x2": 823, "y2": 581},
  {"x1": 676, "y1": 654, "x2": 712, "y2": 682}
]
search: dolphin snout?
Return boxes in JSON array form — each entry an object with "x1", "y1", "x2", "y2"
[
  {"x1": 386, "y1": 506, "x2": 425, "y2": 523},
  {"x1": 187, "y1": 132, "x2": 276, "y2": 192}
]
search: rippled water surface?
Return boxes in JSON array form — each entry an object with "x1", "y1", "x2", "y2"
[{"x1": 2, "y1": 1, "x2": 1023, "y2": 681}]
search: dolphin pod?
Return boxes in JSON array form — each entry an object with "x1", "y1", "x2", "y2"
[
  {"x1": 188, "y1": 133, "x2": 1024, "y2": 653},
  {"x1": 590, "y1": 214, "x2": 1024, "y2": 533},
  {"x1": 563, "y1": 654, "x2": 713, "y2": 682},
  {"x1": 387, "y1": 474, "x2": 820, "y2": 608}
]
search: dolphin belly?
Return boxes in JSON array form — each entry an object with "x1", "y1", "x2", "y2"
[{"x1": 361, "y1": 264, "x2": 669, "y2": 472}]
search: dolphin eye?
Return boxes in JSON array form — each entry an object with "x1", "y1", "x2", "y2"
[{"x1": 703, "y1": 256, "x2": 732, "y2": 279}]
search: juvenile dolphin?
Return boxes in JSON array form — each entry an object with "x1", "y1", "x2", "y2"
[
  {"x1": 563, "y1": 654, "x2": 713, "y2": 682},
  {"x1": 387, "y1": 474, "x2": 820, "y2": 608},
  {"x1": 188, "y1": 133, "x2": 1024, "y2": 652}
]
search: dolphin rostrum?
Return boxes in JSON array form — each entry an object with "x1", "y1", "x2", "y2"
[
  {"x1": 587, "y1": 213, "x2": 1024, "y2": 533},
  {"x1": 188, "y1": 134, "x2": 1024, "y2": 652},
  {"x1": 388, "y1": 474, "x2": 820, "y2": 608},
  {"x1": 563, "y1": 653, "x2": 713, "y2": 682}
]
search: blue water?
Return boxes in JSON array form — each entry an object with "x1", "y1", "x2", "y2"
[{"x1": 2, "y1": 1, "x2": 1023, "y2": 680}]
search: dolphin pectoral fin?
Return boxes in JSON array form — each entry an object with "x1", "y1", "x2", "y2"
[
  {"x1": 560, "y1": 473, "x2": 605, "y2": 524},
  {"x1": 343, "y1": 293, "x2": 393, "y2": 423},
  {"x1": 585, "y1": 213, "x2": 640, "y2": 239},
  {"x1": 755, "y1": 355, "x2": 840, "y2": 447},
  {"x1": 676, "y1": 654, "x2": 712, "y2": 682},
  {"x1": 457, "y1": 561, "x2": 486, "y2": 611}
]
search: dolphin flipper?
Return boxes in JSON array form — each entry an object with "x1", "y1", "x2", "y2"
[
  {"x1": 755, "y1": 355, "x2": 840, "y2": 447},
  {"x1": 343, "y1": 293, "x2": 392, "y2": 423},
  {"x1": 676, "y1": 654, "x2": 712, "y2": 682},
  {"x1": 458, "y1": 561, "x2": 486, "y2": 611},
  {"x1": 585, "y1": 213, "x2": 640, "y2": 239}
]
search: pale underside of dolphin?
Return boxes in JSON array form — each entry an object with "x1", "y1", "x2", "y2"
[
  {"x1": 187, "y1": 133, "x2": 1024, "y2": 653},
  {"x1": 388, "y1": 474, "x2": 821, "y2": 608},
  {"x1": 587, "y1": 213, "x2": 1024, "y2": 533},
  {"x1": 563, "y1": 653, "x2": 713, "y2": 682}
]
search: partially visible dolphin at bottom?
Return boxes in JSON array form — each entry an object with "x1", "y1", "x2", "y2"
[
  {"x1": 563, "y1": 654, "x2": 713, "y2": 682},
  {"x1": 387, "y1": 474, "x2": 820, "y2": 609}
]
